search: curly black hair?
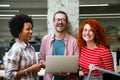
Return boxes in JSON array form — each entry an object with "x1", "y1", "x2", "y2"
[{"x1": 9, "y1": 14, "x2": 33, "y2": 38}]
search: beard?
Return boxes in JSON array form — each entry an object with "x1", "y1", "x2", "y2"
[
  {"x1": 55, "y1": 26, "x2": 66, "y2": 33},
  {"x1": 54, "y1": 22, "x2": 67, "y2": 33}
]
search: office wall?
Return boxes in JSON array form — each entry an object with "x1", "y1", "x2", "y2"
[{"x1": 0, "y1": 18, "x2": 120, "y2": 50}]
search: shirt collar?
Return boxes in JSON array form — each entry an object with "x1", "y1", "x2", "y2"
[
  {"x1": 64, "y1": 32, "x2": 69, "y2": 41},
  {"x1": 47, "y1": 32, "x2": 70, "y2": 47},
  {"x1": 50, "y1": 32, "x2": 69, "y2": 41},
  {"x1": 16, "y1": 38, "x2": 31, "y2": 50}
]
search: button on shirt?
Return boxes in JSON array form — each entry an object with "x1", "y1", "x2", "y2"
[{"x1": 5, "y1": 38, "x2": 37, "y2": 80}]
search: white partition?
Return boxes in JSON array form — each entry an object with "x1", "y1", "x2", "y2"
[
  {"x1": 112, "y1": 52, "x2": 117, "y2": 72},
  {"x1": 35, "y1": 52, "x2": 39, "y2": 63}
]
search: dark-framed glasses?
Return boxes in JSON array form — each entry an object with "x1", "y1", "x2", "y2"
[{"x1": 55, "y1": 18, "x2": 66, "y2": 22}]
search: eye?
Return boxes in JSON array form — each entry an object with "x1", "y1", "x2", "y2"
[
  {"x1": 89, "y1": 29, "x2": 93, "y2": 32},
  {"x1": 83, "y1": 29, "x2": 87, "y2": 31},
  {"x1": 55, "y1": 18, "x2": 66, "y2": 22}
]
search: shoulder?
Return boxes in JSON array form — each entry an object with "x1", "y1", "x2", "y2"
[
  {"x1": 66, "y1": 33, "x2": 77, "y2": 40},
  {"x1": 99, "y1": 46, "x2": 111, "y2": 55},
  {"x1": 99, "y1": 46, "x2": 110, "y2": 51},
  {"x1": 10, "y1": 43, "x2": 23, "y2": 52},
  {"x1": 7, "y1": 43, "x2": 23, "y2": 59},
  {"x1": 41, "y1": 34, "x2": 54, "y2": 45},
  {"x1": 42, "y1": 34, "x2": 53, "y2": 40}
]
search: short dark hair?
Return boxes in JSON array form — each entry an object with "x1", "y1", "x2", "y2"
[
  {"x1": 9, "y1": 14, "x2": 33, "y2": 38},
  {"x1": 53, "y1": 10, "x2": 68, "y2": 22}
]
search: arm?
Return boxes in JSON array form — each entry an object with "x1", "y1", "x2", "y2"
[
  {"x1": 5, "y1": 46, "x2": 42, "y2": 79},
  {"x1": 101, "y1": 49, "x2": 114, "y2": 71},
  {"x1": 73, "y1": 39, "x2": 79, "y2": 55},
  {"x1": 5, "y1": 48, "x2": 21, "y2": 79},
  {"x1": 15, "y1": 64, "x2": 42, "y2": 79},
  {"x1": 39, "y1": 36, "x2": 47, "y2": 68},
  {"x1": 70, "y1": 35, "x2": 79, "y2": 55}
]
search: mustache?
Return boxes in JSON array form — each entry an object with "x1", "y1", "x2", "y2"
[{"x1": 57, "y1": 23, "x2": 63, "y2": 26}]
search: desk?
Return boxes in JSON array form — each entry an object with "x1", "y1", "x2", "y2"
[{"x1": 0, "y1": 68, "x2": 45, "y2": 77}]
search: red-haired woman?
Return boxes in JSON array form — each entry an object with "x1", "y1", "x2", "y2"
[{"x1": 77, "y1": 18, "x2": 114, "y2": 80}]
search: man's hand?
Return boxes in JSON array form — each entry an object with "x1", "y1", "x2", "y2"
[{"x1": 53, "y1": 70, "x2": 70, "y2": 77}]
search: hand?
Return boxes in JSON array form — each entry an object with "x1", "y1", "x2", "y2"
[
  {"x1": 53, "y1": 71, "x2": 70, "y2": 77},
  {"x1": 41, "y1": 61, "x2": 46, "y2": 68},
  {"x1": 30, "y1": 64, "x2": 42, "y2": 72}
]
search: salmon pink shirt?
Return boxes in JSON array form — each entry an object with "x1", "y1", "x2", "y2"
[{"x1": 39, "y1": 33, "x2": 79, "y2": 80}]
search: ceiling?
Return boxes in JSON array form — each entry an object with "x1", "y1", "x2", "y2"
[
  {"x1": 0, "y1": 0, "x2": 47, "y2": 14},
  {"x1": 0, "y1": 0, "x2": 120, "y2": 19}
]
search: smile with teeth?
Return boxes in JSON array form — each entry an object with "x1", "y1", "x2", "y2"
[{"x1": 85, "y1": 35, "x2": 91, "y2": 39}]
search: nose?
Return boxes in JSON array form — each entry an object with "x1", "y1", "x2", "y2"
[
  {"x1": 86, "y1": 30, "x2": 89, "y2": 34},
  {"x1": 59, "y1": 20, "x2": 62, "y2": 23},
  {"x1": 30, "y1": 29, "x2": 33, "y2": 33}
]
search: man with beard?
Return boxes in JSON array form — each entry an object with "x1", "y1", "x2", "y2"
[{"x1": 39, "y1": 11, "x2": 79, "y2": 80}]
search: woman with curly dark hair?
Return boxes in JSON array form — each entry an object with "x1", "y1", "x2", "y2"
[{"x1": 5, "y1": 14, "x2": 42, "y2": 80}]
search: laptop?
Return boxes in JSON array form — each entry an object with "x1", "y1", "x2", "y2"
[{"x1": 46, "y1": 55, "x2": 79, "y2": 73}]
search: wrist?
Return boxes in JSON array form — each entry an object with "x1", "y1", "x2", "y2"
[
  {"x1": 24, "y1": 69, "x2": 28, "y2": 75},
  {"x1": 41, "y1": 62, "x2": 46, "y2": 68}
]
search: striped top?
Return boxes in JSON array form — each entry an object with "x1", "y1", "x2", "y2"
[{"x1": 79, "y1": 46, "x2": 114, "y2": 76}]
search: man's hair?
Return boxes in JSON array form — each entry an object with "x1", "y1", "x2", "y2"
[{"x1": 53, "y1": 10, "x2": 68, "y2": 22}]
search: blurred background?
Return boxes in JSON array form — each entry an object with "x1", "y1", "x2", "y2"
[{"x1": 0, "y1": 0, "x2": 120, "y2": 51}]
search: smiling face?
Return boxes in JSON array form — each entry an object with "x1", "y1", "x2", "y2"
[
  {"x1": 82, "y1": 23, "x2": 95, "y2": 43},
  {"x1": 53, "y1": 13, "x2": 68, "y2": 33},
  {"x1": 19, "y1": 22, "x2": 33, "y2": 43}
]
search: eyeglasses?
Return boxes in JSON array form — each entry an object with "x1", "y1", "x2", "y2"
[{"x1": 55, "y1": 18, "x2": 66, "y2": 22}]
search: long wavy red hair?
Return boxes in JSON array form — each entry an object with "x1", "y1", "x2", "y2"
[{"x1": 77, "y1": 18, "x2": 108, "y2": 48}]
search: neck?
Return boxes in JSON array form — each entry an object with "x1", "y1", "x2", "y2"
[
  {"x1": 54, "y1": 31, "x2": 66, "y2": 40},
  {"x1": 19, "y1": 38, "x2": 28, "y2": 45},
  {"x1": 86, "y1": 41, "x2": 97, "y2": 49}
]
